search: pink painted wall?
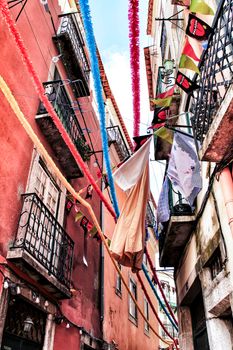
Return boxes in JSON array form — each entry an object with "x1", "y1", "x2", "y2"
[{"x1": 0, "y1": 0, "x2": 102, "y2": 345}]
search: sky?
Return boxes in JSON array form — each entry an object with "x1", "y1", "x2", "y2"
[
  {"x1": 88, "y1": 0, "x2": 165, "y2": 201},
  {"x1": 89, "y1": 0, "x2": 152, "y2": 135}
]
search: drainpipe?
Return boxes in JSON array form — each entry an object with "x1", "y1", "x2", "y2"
[{"x1": 219, "y1": 167, "x2": 233, "y2": 236}]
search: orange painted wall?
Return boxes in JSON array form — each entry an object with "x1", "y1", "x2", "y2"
[{"x1": 102, "y1": 147, "x2": 160, "y2": 350}]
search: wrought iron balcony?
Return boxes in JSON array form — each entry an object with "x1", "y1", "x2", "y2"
[
  {"x1": 53, "y1": 14, "x2": 90, "y2": 97},
  {"x1": 36, "y1": 80, "x2": 90, "y2": 179},
  {"x1": 159, "y1": 181, "x2": 195, "y2": 267},
  {"x1": 7, "y1": 193, "x2": 74, "y2": 298},
  {"x1": 146, "y1": 203, "x2": 156, "y2": 228},
  {"x1": 190, "y1": 0, "x2": 233, "y2": 163},
  {"x1": 107, "y1": 126, "x2": 130, "y2": 161}
]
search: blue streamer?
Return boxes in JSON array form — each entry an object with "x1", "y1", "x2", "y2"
[
  {"x1": 142, "y1": 263, "x2": 179, "y2": 332},
  {"x1": 78, "y1": 0, "x2": 120, "y2": 218}
]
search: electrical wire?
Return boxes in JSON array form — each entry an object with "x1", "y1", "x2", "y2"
[
  {"x1": 142, "y1": 263, "x2": 179, "y2": 332},
  {"x1": 145, "y1": 247, "x2": 179, "y2": 326},
  {"x1": 136, "y1": 271, "x2": 179, "y2": 348}
]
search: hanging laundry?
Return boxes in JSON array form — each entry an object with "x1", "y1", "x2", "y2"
[
  {"x1": 167, "y1": 133, "x2": 202, "y2": 205},
  {"x1": 110, "y1": 138, "x2": 151, "y2": 271},
  {"x1": 157, "y1": 176, "x2": 170, "y2": 224},
  {"x1": 186, "y1": 13, "x2": 213, "y2": 41}
]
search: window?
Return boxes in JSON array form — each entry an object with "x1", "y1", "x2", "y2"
[
  {"x1": 27, "y1": 153, "x2": 66, "y2": 224},
  {"x1": 116, "y1": 264, "x2": 122, "y2": 296},
  {"x1": 207, "y1": 247, "x2": 223, "y2": 280},
  {"x1": 129, "y1": 278, "x2": 137, "y2": 322},
  {"x1": 144, "y1": 298, "x2": 149, "y2": 333}
]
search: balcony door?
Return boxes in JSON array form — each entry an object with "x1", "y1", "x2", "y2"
[{"x1": 23, "y1": 153, "x2": 66, "y2": 275}]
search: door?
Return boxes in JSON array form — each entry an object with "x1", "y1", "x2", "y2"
[{"x1": 1, "y1": 297, "x2": 46, "y2": 350}]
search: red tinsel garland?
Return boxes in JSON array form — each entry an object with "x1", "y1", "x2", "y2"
[
  {"x1": 128, "y1": 0, "x2": 140, "y2": 138},
  {"x1": 0, "y1": 0, "x2": 116, "y2": 219}
]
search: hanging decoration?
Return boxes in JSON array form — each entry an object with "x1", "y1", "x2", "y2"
[
  {"x1": 128, "y1": 0, "x2": 140, "y2": 138},
  {"x1": 151, "y1": 96, "x2": 173, "y2": 107},
  {"x1": 78, "y1": 0, "x2": 120, "y2": 218},
  {"x1": 85, "y1": 184, "x2": 93, "y2": 199},
  {"x1": 189, "y1": 0, "x2": 214, "y2": 15},
  {"x1": 182, "y1": 37, "x2": 200, "y2": 61},
  {"x1": 186, "y1": 13, "x2": 213, "y2": 41},
  {"x1": 154, "y1": 127, "x2": 174, "y2": 144},
  {"x1": 176, "y1": 71, "x2": 200, "y2": 94},
  {"x1": 179, "y1": 54, "x2": 200, "y2": 74},
  {"x1": 0, "y1": 0, "x2": 117, "y2": 219},
  {"x1": 156, "y1": 85, "x2": 175, "y2": 99}
]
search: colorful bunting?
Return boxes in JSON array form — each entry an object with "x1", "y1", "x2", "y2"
[
  {"x1": 85, "y1": 184, "x2": 93, "y2": 199},
  {"x1": 75, "y1": 210, "x2": 84, "y2": 222},
  {"x1": 151, "y1": 96, "x2": 173, "y2": 107},
  {"x1": 176, "y1": 71, "x2": 200, "y2": 94},
  {"x1": 179, "y1": 54, "x2": 200, "y2": 74},
  {"x1": 152, "y1": 106, "x2": 170, "y2": 124},
  {"x1": 156, "y1": 86, "x2": 175, "y2": 99},
  {"x1": 154, "y1": 127, "x2": 174, "y2": 144},
  {"x1": 148, "y1": 122, "x2": 166, "y2": 130},
  {"x1": 182, "y1": 37, "x2": 200, "y2": 62},
  {"x1": 190, "y1": 0, "x2": 214, "y2": 15},
  {"x1": 186, "y1": 13, "x2": 212, "y2": 41}
]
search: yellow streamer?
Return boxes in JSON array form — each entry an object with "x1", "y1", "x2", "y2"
[{"x1": 0, "y1": 75, "x2": 170, "y2": 346}]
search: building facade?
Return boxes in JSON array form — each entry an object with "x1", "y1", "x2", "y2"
[
  {"x1": 145, "y1": 0, "x2": 233, "y2": 349},
  {"x1": 0, "y1": 1, "x2": 104, "y2": 349}
]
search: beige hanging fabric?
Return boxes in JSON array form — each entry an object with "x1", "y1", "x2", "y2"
[{"x1": 110, "y1": 138, "x2": 151, "y2": 271}]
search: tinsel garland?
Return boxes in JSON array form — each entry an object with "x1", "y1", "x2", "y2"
[
  {"x1": 78, "y1": 0, "x2": 120, "y2": 218},
  {"x1": 0, "y1": 0, "x2": 116, "y2": 219},
  {"x1": 128, "y1": 0, "x2": 140, "y2": 137}
]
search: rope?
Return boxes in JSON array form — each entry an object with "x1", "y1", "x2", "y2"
[
  {"x1": 78, "y1": 0, "x2": 120, "y2": 218},
  {"x1": 142, "y1": 264, "x2": 179, "y2": 332},
  {"x1": 0, "y1": 76, "x2": 170, "y2": 347},
  {"x1": 145, "y1": 247, "x2": 179, "y2": 326},
  {"x1": 0, "y1": 0, "x2": 116, "y2": 219}
]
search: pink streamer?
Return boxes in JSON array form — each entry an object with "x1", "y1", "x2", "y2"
[
  {"x1": 128, "y1": 0, "x2": 140, "y2": 138},
  {"x1": 0, "y1": 0, "x2": 116, "y2": 219}
]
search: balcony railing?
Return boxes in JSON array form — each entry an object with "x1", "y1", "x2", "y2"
[
  {"x1": 38, "y1": 80, "x2": 85, "y2": 145},
  {"x1": 190, "y1": 0, "x2": 233, "y2": 146},
  {"x1": 168, "y1": 181, "x2": 194, "y2": 216},
  {"x1": 11, "y1": 193, "x2": 74, "y2": 289},
  {"x1": 36, "y1": 80, "x2": 90, "y2": 178},
  {"x1": 146, "y1": 203, "x2": 156, "y2": 228},
  {"x1": 107, "y1": 126, "x2": 130, "y2": 161},
  {"x1": 53, "y1": 14, "x2": 90, "y2": 97}
]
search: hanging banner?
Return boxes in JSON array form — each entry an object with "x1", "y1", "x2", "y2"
[
  {"x1": 176, "y1": 71, "x2": 200, "y2": 94},
  {"x1": 151, "y1": 96, "x2": 173, "y2": 107},
  {"x1": 179, "y1": 54, "x2": 200, "y2": 74},
  {"x1": 186, "y1": 13, "x2": 213, "y2": 41},
  {"x1": 189, "y1": 0, "x2": 214, "y2": 15},
  {"x1": 182, "y1": 37, "x2": 200, "y2": 61}
]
